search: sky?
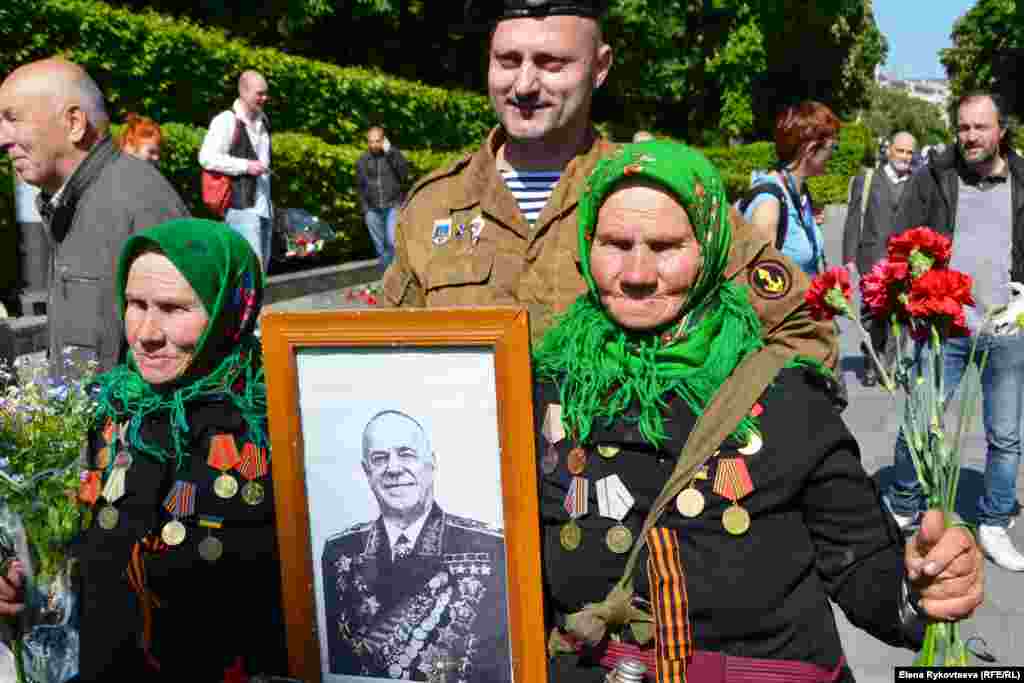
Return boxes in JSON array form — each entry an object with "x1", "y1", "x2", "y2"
[{"x1": 873, "y1": 0, "x2": 975, "y2": 80}]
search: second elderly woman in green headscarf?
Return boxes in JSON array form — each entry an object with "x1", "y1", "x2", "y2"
[
  {"x1": 533, "y1": 141, "x2": 983, "y2": 683},
  {"x1": 71, "y1": 219, "x2": 286, "y2": 681}
]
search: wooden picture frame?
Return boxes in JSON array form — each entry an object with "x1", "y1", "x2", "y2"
[{"x1": 261, "y1": 307, "x2": 546, "y2": 683}]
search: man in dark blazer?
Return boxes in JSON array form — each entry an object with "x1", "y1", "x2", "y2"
[
  {"x1": 842, "y1": 131, "x2": 917, "y2": 386},
  {"x1": 321, "y1": 410, "x2": 511, "y2": 682}
]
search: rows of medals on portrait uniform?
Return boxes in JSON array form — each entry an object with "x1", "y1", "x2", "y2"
[
  {"x1": 539, "y1": 402, "x2": 765, "y2": 554},
  {"x1": 78, "y1": 420, "x2": 270, "y2": 562}
]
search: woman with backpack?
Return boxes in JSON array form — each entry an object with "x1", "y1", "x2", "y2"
[{"x1": 740, "y1": 101, "x2": 840, "y2": 276}]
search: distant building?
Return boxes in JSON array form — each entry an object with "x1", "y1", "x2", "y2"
[{"x1": 875, "y1": 67, "x2": 950, "y2": 122}]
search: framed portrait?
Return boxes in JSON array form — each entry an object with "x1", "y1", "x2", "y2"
[{"x1": 261, "y1": 308, "x2": 547, "y2": 683}]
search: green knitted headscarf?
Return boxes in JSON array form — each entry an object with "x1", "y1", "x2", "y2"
[
  {"x1": 534, "y1": 141, "x2": 764, "y2": 447},
  {"x1": 91, "y1": 218, "x2": 266, "y2": 471}
]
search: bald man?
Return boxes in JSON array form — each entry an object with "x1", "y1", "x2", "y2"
[
  {"x1": 0, "y1": 58, "x2": 188, "y2": 378},
  {"x1": 199, "y1": 70, "x2": 273, "y2": 272},
  {"x1": 842, "y1": 130, "x2": 917, "y2": 386},
  {"x1": 321, "y1": 410, "x2": 511, "y2": 682}
]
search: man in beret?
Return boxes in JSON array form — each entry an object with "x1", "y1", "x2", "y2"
[{"x1": 381, "y1": 0, "x2": 837, "y2": 371}]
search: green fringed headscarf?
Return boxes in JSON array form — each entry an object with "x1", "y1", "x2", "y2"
[
  {"x1": 90, "y1": 218, "x2": 267, "y2": 472},
  {"x1": 534, "y1": 141, "x2": 764, "y2": 447}
]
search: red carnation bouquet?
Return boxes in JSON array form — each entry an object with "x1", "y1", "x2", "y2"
[{"x1": 807, "y1": 227, "x2": 989, "y2": 667}]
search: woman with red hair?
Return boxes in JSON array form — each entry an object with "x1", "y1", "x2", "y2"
[
  {"x1": 742, "y1": 101, "x2": 841, "y2": 275},
  {"x1": 119, "y1": 113, "x2": 163, "y2": 163}
]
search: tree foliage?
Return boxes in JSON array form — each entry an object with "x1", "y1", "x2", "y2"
[
  {"x1": 857, "y1": 85, "x2": 950, "y2": 148},
  {"x1": 100, "y1": 0, "x2": 885, "y2": 141},
  {"x1": 940, "y1": 0, "x2": 1024, "y2": 119}
]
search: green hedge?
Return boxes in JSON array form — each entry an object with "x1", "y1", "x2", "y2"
[
  {"x1": 0, "y1": 0, "x2": 495, "y2": 150},
  {"x1": 708, "y1": 121, "x2": 872, "y2": 205},
  {"x1": 122, "y1": 122, "x2": 469, "y2": 259},
  {"x1": 0, "y1": 160, "x2": 18, "y2": 303}
]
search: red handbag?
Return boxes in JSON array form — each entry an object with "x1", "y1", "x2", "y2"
[{"x1": 201, "y1": 117, "x2": 243, "y2": 218}]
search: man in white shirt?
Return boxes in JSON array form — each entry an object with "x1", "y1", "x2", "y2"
[{"x1": 199, "y1": 70, "x2": 273, "y2": 271}]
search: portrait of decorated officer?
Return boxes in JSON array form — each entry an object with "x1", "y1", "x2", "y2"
[{"x1": 321, "y1": 410, "x2": 511, "y2": 682}]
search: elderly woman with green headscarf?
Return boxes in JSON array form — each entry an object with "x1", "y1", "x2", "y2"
[
  {"x1": 533, "y1": 141, "x2": 983, "y2": 683},
  {"x1": 63, "y1": 219, "x2": 283, "y2": 680}
]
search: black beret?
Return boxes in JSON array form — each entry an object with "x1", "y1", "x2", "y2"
[{"x1": 465, "y1": 0, "x2": 608, "y2": 26}]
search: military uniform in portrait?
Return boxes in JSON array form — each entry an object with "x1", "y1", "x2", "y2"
[{"x1": 322, "y1": 503, "x2": 510, "y2": 682}]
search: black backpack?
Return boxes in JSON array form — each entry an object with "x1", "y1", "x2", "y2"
[{"x1": 736, "y1": 183, "x2": 789, "y2": 250}]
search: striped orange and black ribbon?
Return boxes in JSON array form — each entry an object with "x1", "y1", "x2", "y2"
[{"x1": 646, "y1": 527, "x2": 692, "y2": 683}]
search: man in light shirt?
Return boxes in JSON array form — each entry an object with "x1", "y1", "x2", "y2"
[{"x1": 199, "y1": 70, "x2": 273, "y2": 271}]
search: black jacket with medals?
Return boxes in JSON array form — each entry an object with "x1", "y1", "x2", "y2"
[
  {"x1": 321, "y1": 502, "x2": 511, "y2": 682},
  {"x1": 536, "y1": 367, "x2": 919, "y2": 683},
  {"x1": 73, "y1": 398, "x2": 287, "y2": 682}
]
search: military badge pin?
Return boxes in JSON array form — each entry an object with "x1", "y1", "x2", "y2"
[{"x1": 432, "y1": 219, "x2": 452, "y2": 246}]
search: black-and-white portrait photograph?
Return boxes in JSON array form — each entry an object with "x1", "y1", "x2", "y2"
[{"x1": 296, "y1": 348, "x2": 512, "y2": 683}]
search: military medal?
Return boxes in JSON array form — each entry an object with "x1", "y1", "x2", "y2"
[
  {"x1": 738, "y1": 431, "x2": 763, "y2": 456},
  {"x1": 236, "y1": 442, "x2": 269, "y2": 506},
  {"x1": 722, "y1": 505, "x2": 751, "y2": 535},
  {"x1": 561, "y1": 476, "x2": 589, "y2": 551},
  {"x1": 566, "y1": 446, "x2": 587, "y2": 475},
  {"x1": 713, "y1": 458, "x2": 754, "y2": 536},
  {"x1": 675, "y1": 486, "x2": 705, "y2": 518},
  {"x1": 542, "y1": 404, "x2": 566, "y2": 445},
  {"x1": 541, "y1": 443, "x2": 559, "y2": 475},
  {"x1": 241, "y1": 481, "x2": 264, "y2": 506},
  {"x1": 595, "y1": 474, "x2": 635, "y2": 554},
  {"x1": 198, "y1": 515, "x2": 224, "y2": 562},
  {"x1": 207, "y1": 434, "x2": 242, "y2": 500},
  {"x1": 597, "y1": 445, "x2": 620, "y2": 459},
  {"x1": 97, "y1": 448, "x2": 133, "y2": 530},
  {"x1": 469, "y1": 215, "x2": 485, "y2": 246},
  {"x1": 97, "y1": 505, "x2": 119, "y2": 530},
  {"x1": 162, "y1": 480, "x2": 196, "y2": 546}
]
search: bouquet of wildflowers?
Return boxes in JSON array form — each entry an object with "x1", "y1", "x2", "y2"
[
  {"x1": 0, "y1": 353, "x2": 97, "y2": 682},
  {"x1": 806, "y1": 227, "x2": 987, "y2": 666}
]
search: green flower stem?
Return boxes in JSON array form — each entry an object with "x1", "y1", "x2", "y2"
[
  {"x1": 846, "y1": 314, "x2": 897, "y2": 393},
  {"x1": 13, "y1": 633, "x2": 24, "y2": 683}
]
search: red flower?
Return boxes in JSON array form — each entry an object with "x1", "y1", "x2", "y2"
[
  {"x1": 904, "y1": 269, "x2": 974, "y2": 338},
  {"x1": 860, "y1": 260, "x2": 894, "y2": 316},
  {"x1": 806, "y1": 266, "x2": 853, "y2": 320},
  {"x1": 887, "y1": 227, "x2": 952, "y2": 269}
]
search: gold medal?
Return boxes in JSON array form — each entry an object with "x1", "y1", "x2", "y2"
[
  {"x1": 675, "y1": 488, "x2": 705, "y2": 518},
  {"x1": 198, "y1": 536, "x2": 223, "y2": 562},
  {"x1": 97, "y1": 505, "x2": 119, "y2": 530},
  {"x1": 597, "y1": 445, "x2": 620, "y2": 459},
  {"x1": 213, "y1": 473, "x2": 239, "y2": 499},
  {"x1": 161, "y1": 520, "x2": 187, "y2": 546},
  {"x1": 567, "y1": 447, "x2": 587, "y2": 475},
  {"x1": 605, "y1": 524, "x2": 633, "y2": 554},
  {"x1": 560, "y1": 520, "x2": 582, "y2": 551},
  {"x1": 241, "y1": 481, "x2": 265, "y2": 506},
  {"x1": 722, "y1": 505, "x2": 751, "y2": 535}
]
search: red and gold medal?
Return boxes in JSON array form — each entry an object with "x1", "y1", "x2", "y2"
[
  {"x1": 236, "y1": 442, "x2": 269, "y2": 506},
  {"x1": 713, "y1": 458, "x2": 754, "y2": 536},
  {"x1": 208, "y1": 434, "x2": 242, "y2": 500}
]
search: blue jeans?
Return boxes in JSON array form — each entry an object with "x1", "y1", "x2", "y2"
[
  {"x1": 225, "y1": 208, "x2": 272, "y2": 273},
  {"x1": 365, "y1": 207, "x2": 398, "y2": 271},
  {"x1": 887, "y1": 333, "x2": 1024, "y2": 526}
]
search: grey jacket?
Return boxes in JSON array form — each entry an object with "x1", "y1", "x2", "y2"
[
  {"x1": 842, "y1": 166, "x2": 908, "y2": 275},
  {"x1": 39, "y1": 137, "x2": 188, "y2": 376}
]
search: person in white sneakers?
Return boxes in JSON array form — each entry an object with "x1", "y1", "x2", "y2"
[
  {"x1": 882, "y1": 92, "x2": 1024, "y2": 571},
  {"x1": 199, "y1": 70, "x2": 273, "y2": 272}
]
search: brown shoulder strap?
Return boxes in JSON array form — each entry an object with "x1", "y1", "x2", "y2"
[{"x1": 617, "y1": 345, "x2": 791, "y2": 591}]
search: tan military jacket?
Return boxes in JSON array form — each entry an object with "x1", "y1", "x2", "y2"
[{"x1": 382, "y1": 127, "x2": 837, "y2": 369}]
